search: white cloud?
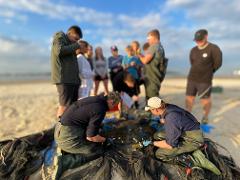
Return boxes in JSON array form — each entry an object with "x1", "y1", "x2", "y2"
[
  {"x1": 0, "y1": 0, "x2": 113, "y2": 26},
  {"x1": 0, "y1": 36, "x2": 49, "y2": 73}
]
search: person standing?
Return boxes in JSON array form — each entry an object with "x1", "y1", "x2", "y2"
[
  {"x1": 76, "y1": 41, "x2": 94, "y2": 99},
  {"x1": 85, "y1": 44, "x2": 94, "y2": 71},
  {"x1": 138, "y1": 29, "x2": 168, "y2": 100},
  {"x1": 108, "y1": 45, "x2": 123, "y2": 91},
  {"x1": 93, "y1": 47, "x2": 109, "y2": 95},
  {"x1": 186, "y1": 29, "x2": 222, "y2": 124},
  {"x1": 51, "y1": 25, "x2": 84, "y2": 118}
]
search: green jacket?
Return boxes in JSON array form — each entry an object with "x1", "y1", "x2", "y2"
[{"x1": 51, "y1": 31, "x2": 81, "y2": 84}]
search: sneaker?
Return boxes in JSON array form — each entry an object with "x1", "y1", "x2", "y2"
[{"x1": 201, "y1": 117, "x2": 209, "y2": 124}]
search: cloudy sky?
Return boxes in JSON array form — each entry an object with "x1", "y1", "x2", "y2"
[{"x1": 0, "y1": 0, "x2": 239, "y2": 75}]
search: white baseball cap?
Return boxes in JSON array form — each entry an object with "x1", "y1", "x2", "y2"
[{"x1": 145, "y1": 97, "x2": 163, "y2": 111}]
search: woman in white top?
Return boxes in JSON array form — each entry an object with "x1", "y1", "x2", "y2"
[
  {"x1": 93, "y1": 47, "x2": 109, "y2": 95},
  {"x1": 76, "y1": 42, "x2": 94, "y2": 99}
]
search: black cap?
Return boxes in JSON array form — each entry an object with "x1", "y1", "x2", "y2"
[{"x1": 194, "y1": 29, "x2": 208, "y2": 41}]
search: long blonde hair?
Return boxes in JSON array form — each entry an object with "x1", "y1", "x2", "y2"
[{"x1": 95, "y1": 46, "x2": 105, "y2": 61}]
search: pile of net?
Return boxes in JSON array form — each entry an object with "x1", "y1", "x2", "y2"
[{"x1": 1, "y1": 110, "x2": 240, "y2": 180}]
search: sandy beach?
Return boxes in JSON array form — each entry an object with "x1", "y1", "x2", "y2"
[{"x1": 0, "y1": 77, "x2": 239, "y2": 165}]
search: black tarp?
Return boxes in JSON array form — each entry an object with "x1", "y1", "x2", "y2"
[{"x1": 1, "y1": 116, "x2": 240, "y2": 180}]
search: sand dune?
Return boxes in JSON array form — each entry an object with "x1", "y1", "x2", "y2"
[{"x1": 0, "y1": 78, "x2": 239, "y2": 165}]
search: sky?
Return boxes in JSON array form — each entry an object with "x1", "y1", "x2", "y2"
[{"x1": 0, "y1": 0, "x2": 240, "y2": 75}]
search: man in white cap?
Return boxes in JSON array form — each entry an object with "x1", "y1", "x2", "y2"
[{"x1": 144, "y1": 97, "x2": 221, "y2": 175}]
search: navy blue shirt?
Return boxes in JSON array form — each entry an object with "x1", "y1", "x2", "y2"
[
  {"x1": 161, "y1": 104, "x2": 200, "y2": 147},
  {"x1": 60, "y1": 95, "x2": 109, "y2": 137}
]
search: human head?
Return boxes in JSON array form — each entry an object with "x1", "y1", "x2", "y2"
[
  {"x1": 194, "y1": 29, "x2": 208, "y2": 47},
  {"x1": 142, "y1": 42, "x2": 150, "y2": 53},
  {"x1": 67, "y1": 25, "x2": 83, "y2": 42},
  {"x1": 110, "y1": 45, "x2": 119, "y2": 57},
  {"x1": 125, "y1": 45, "x2": 134, "y2": 56},
  {"x1": 147, "y1": 29, "x2": 160, "y2": 45},
  {"x1": 76, "y1": 40, "x2": 88, "y2": 55},
  {"x1": 106, "y1": 91, "x2": 121, "y2": 110},
  {"x1": 145, "y1": 97, "x2": 166, "y2": 117},
  {"x1": 123, "y1": 71, "x2": 135, "y2": 88},
  {"x1": 85, "y1": 45, "x2": 93, "y2": 59},
  {"x1": 131, "y1": 41, "x2": 140, "y2": 55},
  {"x1": 95, "y1": 46, "x2": 104, "y2": 60}
]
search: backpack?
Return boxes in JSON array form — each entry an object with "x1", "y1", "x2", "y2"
[{"x1": 157, "y1": 44, "x2": 168, "y2": 82}]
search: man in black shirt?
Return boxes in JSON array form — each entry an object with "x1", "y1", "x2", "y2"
[
  {"x1": 186, "y1": 29, "x2": 222, "y2": 124},
  {"x1": 53, "y1": 92, "x2": 121, "y2": 179}
]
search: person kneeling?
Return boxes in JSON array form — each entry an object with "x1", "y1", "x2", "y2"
[
  {"x1": 145, "y1": 97, "x2": 221, "y2": 175},
  {"x1": 53, "y1": 92, "x2": 121, "y2": 179}
]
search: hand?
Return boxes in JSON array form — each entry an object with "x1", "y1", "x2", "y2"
[
  {"x1": 142, "y1": 140, "x2": 152, "y2": 147},
  {"x1": 132, "y1": 95, "x2": 139, "y2": 102},
  {"x1": 87, "y1": 135, "x2": 106, "y2": 143}
]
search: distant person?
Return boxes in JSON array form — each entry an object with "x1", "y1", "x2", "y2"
[
  {"x1": 93, "y1": 47, "x2": 109, "y2": 95},
  {"x1": 138, "y1": 29, "x2": 168, "y2": 100},
  {"x1": 131, "y1": 41, "x2": 141, "y2": 56},
  {"x1": 51, "y1": 25, "x2": 84, "y2": 118},
  {"x1": 122, "y1": 45, "x2": 142, "y2": 80},
  {"x1": 108, "y1": 45, "x2": 123, "y2": 91},
  {"x1": 76, "y1": 41, "x2": 94, "y2": 99},
  {"x1": 186, "y1": 29, "x2": 222, "y2": 124},
  {"x1": 85, "y1": 44, "x2": 94, "y2": 70}
]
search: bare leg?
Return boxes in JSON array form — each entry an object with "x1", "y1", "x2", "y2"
[
  {"x1": 94, "y1": 80, "x2": 100, "y2": 96},
  {"x1": 185, "y1": 96, "x2": 195, "y2": 112},
  {"x1": 57, "y1": 106, "x2": 66, "y2": 118},
  {"x1": 103, "y1": 79, "x2": 109, "y2": 95},
  {"x1": 200, "y1": 98, "x2": 211, "y2": 119}
]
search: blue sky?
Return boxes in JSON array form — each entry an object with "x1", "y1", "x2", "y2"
[{"x1": 0, "y1": 0, "x2": 239, "y2": 75}]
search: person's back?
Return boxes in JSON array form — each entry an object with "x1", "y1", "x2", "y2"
[
  {"x1": 163, "y1": 104, "x2": 200, "y2": 135},
  {"x1": 60, "y1": 95, "x2": 108, "y2": 127},
  {"x1": 51, "y1": 31, "x2": 80, "y2": 84}
]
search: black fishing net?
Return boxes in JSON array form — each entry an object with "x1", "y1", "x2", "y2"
[{"x1": 0, "y1": 111, "x2": 240, "y2": 180}]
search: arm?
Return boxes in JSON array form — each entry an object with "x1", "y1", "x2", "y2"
[
  {"x1": 86, "y1": 112, "x2": 106, "y2": 143},
  {"x1": 212, "y1": 45, "x2": 222, "y2": 72},
  {"x1": 138, "y1": 53, "x2": 153, "y2": 64},
  {"x1": 52, "y1": 34, "x2": 80, "y2": 57},
  {"x1": 153, "y1": 140, "x2": 173, "y2": 149},
  {"x1": 153, "y1": 112, "x2": 182, "y2": 149}
]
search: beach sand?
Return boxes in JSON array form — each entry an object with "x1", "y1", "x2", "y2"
[{"x1": 0, "y1": 78, "x2": 240, "y2": 165}]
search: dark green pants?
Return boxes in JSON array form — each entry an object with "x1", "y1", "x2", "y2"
[
  {"x1": 154, "y1": 130, "x2": 204, "y2": 161},
  {"x1": 144, "y1": 78, "x2": 161, "y2": 99},
  {"x1": 54, "y1": 122, "x2": 104, "y2": 157}
]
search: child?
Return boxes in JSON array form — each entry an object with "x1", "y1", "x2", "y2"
[
  {"x1": 76, "y1": 41, "x2": 94, "y2": 99},
  {"x1": 122, "y1": 45, "x2": 142, "y2": 108}
]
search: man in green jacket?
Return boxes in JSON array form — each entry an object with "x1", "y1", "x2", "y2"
[{"x1": 51, "y1": 25, "x2": 84, "y2": 118}]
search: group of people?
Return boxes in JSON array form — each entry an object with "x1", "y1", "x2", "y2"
[{"x1": 50, "y1": 25, "x2": 222, "y2": 179}]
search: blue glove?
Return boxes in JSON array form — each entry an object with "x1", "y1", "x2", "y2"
[{"x1": 142, "y1": 140, "x2": 152, "y2": 147}]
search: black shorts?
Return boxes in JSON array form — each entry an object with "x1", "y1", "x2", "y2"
[
  {"x1": 186, "y1": 80, "x2": 212, "y2": 99},
  {"x1": 56, "y1": 84, "x2": 79, "y2": 106},
  {"x1": 94, "y1": 75, "x2": 108, "y2": 81}
]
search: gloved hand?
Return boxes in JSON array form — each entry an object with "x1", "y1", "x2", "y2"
[{"x1": 142, "y1": 140, "x2": 152, "y2": 147}]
